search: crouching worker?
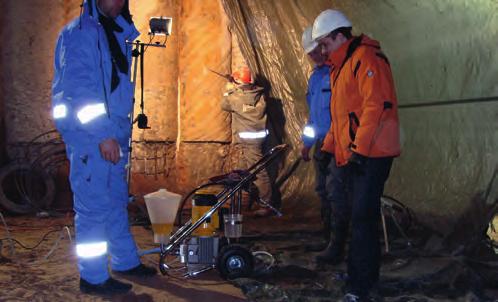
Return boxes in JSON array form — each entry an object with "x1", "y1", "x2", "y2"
[
  {"x1": 52, "y1": 0, "x2": 156, "y2": 296},
  {"x1": 221, "y1": 66, "x2": 277, "y2": 217}
]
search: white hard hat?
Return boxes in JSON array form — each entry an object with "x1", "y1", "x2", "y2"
[
  {"x1": 301, "y1": 26, "x2": 318, "y2": 54},
  {"x1": 312, "y1": 9, "x2": 352, "y2": 40}
]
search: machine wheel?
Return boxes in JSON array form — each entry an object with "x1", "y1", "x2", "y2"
[{"x1": 217, "y1": 244, "x2": 254, "y2": 280}]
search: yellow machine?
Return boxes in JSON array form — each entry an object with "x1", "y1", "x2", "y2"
[
  {"x1": 191, "y1": 188, "x2": 221, "y2": 236},
  {"x1": 151, "y1": 145, "x2": 286, "y2": 279}
]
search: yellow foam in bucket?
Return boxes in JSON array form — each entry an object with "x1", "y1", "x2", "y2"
[{"x1": 144, "y1": 189, "x2": 182, "y2": 244}]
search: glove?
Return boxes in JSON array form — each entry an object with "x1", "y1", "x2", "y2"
[
  {"x1": 348, "y1": 152, "x2": 367, "y2": 175},
  {"x1": 301, "y1": 146, "x2": 311, "y2": 161}
]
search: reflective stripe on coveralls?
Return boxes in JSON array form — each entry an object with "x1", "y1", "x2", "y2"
[
  {"x1": 53, "y1": 104, "x2": 67, "y2": 119},
  {"x1": 51, "y1": 0, "x2": 140, "y2": 284},
  {"x1": 302, "y1": 64, "x2": 331, "y2": 148},
  {"x1": 303, "y1": 125, "x2": 315, "y2": 138},
  {"x1": 76, "y1": 242, "x2": 108, "y2": 258},
  {"x1": 238, "y1": 130, "x2": 268, "y2": 139},
  {"x1": 76, "y1": 103, "x2": 107, "y2": 124}
]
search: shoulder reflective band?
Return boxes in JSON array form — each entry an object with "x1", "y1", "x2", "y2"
[
  {"x1": 76, "y1": 242, "x2": 108, "y2": 258},
  {"x1": 53, "y1": 104, "x2": 68, "y2": 119},
  {"x1": 77, "y1": 103, "x2": 107, "y2": 124},
  {"x1": 238, "y1": 130, "x2": 268, "y2": 139},
  {"x1": 303, "y1": 125, "x2": 315, "y2": 138}
]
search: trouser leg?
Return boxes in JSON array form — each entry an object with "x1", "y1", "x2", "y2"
[
  {"x1": 346, "y1": 157, "x2": 393, "y2": 296},
  {"x1": 107, "y1": 156, "x2": 140, "y2": 271},
  {"x1": 74, "y1": 206, "x2": 110, "y2": 284},
  {"x1": 240, "y1": 143, "x2": 273, "y2": 205},
  {"x1": 316, "y1": 156, "x2": 349, "y2": 262},
  {"x1": 71, "y1": 148, "x2": 141, "y2": 284},
  {"x1": 70, "y1": 149, "x2": 112, "y2": 284},
  {"x1": 313, "y1": 142, "x2": 332, "y2": 239}
]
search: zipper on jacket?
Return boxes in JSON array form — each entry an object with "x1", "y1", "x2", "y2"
[
  {"x1": 367, "y1": 101, "x2": 393, "y2": 156},
  {"x1": 348, "y1": 112, "x2": 360, "y2": 141}
]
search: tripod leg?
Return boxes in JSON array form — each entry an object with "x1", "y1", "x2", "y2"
[{"x1": 380, "y1": 205, "x2": 389, "y2": 253}]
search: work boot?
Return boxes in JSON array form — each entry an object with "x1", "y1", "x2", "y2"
[
  {"x1": 305, "y1": 208, "x2": 331, "y2": 252},
  {"x1": 253, "y1": 207, "x2": 274, "y2": 217},
  {"x1": 316, "y1": 222, "x2": 347, "y2": 265},
  {"x1": 321, "y1": 206, "x2": 332, "y2": 241},
  {"x1": 113, "y1": 263, "x2": 157, "y2": 277},
  {"x1": 342, "y1": 293, "x2": 360, "y2": 302},
  {"x1": 315, "y1": 241, "x2": 344, "y2": 265},
  {"x1": 80, "y1": 277, "x2": 132, "y2": 295}
]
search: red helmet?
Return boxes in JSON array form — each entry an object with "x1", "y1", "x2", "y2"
[{"x1": 232, "y1": 66, "x2": 254, "y2": 84}]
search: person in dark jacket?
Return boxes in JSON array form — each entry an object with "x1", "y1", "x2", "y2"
[{"x1": 221, "y1": 66, "x2": 275, "y2": 217}]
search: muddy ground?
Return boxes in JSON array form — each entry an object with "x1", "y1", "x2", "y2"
[{"x1": 0, "y1": 211, "x2": 497, "y2": 302}]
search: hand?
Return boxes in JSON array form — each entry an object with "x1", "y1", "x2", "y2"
[
  {"x1": 348, "y1": 152, "x2": 367, "y2": 174},
  {"x1": 225, "y1": 82, "x2": 235, "y2": 91},
  {"x1": 301, "y1": 146, "x2": 311, "y2": 161},
  {"x1": 99, "y1": 138, "x2": 120, "y2": 164}
]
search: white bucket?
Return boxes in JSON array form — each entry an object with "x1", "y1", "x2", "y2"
[{"x1": 144, "y1": 188, "x2": 182, "y2": 244}]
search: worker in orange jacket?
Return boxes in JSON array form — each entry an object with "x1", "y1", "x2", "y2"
[{"x1": 312, "y1": 9, "x2": 400, "y2": 302}]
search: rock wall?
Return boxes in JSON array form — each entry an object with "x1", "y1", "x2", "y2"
[
  {"x1": 221, "y1": 0, "x2": 498, "y2": 234},
  {"x1": 0, "y1": 0, "x2": 235, "y2": 200},
  {"x1": 175, "y1": 0, "x2": 232, "y2": 191}
]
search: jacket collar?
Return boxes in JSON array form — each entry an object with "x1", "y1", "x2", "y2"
[
  {"x1": 82, "y1": 0, "x2": 139, "y2": 40},
  {"x1": 327, "y1": 37, "x2": 355, "y2": 68},
  {"x1": 326, "y1": 34, "x2": 381, "y2": 68}
]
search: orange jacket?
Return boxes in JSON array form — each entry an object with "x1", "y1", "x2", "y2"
[{"x1": 321, "y1": 35, "x2": 400, "y2": 166}]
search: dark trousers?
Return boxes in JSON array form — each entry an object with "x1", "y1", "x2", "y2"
[
  {"x1": 346, "y1": 157, "x2": 393, "y2": 296},
  {"x1": 313, "y1": 141, "x2": 333, "y2": 223}
]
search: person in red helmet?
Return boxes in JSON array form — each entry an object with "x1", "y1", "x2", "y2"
[{"x1": 221, "y1": 66, "x2": 276, "y2": 217}]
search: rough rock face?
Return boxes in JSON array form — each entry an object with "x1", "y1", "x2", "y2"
[
  {"x1": 0, "y1": 0, "x2": 236, "y2": 198},
  {"x1": 0, "y1": 0, "x2": 496, "y2": 240},
  {"x1": 175, "y1": 0, "x2": 232, "y2": 191},
  {"x1": 221, "y1": 0, "x2": 498, "y2": 236}
]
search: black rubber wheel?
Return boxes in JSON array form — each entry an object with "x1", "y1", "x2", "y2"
[
  {"x1": 0, "y1": 163, "x2": 56, "y2": 214},
  {"x1": 217, "y1": 244, "x2": 254, "y2": 280}
]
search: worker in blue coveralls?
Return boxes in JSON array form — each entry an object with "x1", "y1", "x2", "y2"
[
  {"x1": 300, "y1": 26, "x2": 348, "y2": 262},
  {"x1": 52, "y1": 0, "x2": 156, "y2": 296}
]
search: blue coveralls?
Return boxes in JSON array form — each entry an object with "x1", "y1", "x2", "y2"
[
  {"x1": 302, "y1": 65, "x2": 332, "y2": 151},
  {"x1": 302, "y1": 65, "x2": 347, "y2": 224},
  {"x1": 51, "y1": 0, "x2": 140, "y2": 284}
]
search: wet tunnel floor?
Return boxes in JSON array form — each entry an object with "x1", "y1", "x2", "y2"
[{"x1": 0, "y1": 214, "x2": 497, "y2": 301}]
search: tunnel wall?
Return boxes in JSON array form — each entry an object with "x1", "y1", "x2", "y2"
[
  {"x1": 1, "y1": 0, "x2": 496, "y2": 238},
  {"x1": 221, "y1": 0, "x2": 498, "y2": 235},
  {"x1": 0, "y1": 0, "x2": 235, "y2": 202}
]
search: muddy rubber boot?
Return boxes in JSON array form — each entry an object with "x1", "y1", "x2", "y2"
[
  {"x1": 315, "y1": 223, "x2": 347, "y2": 265},
  {"x1": 305, "y1": 206, "x2": 332, "y2": 252},
  {"x1": 321, "y1": 206, "x2": 331, "y2": 242}
]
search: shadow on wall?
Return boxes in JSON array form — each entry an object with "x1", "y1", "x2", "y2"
[{"x1": 258, "y1": 74, "x2": 286, "y2": 209}]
